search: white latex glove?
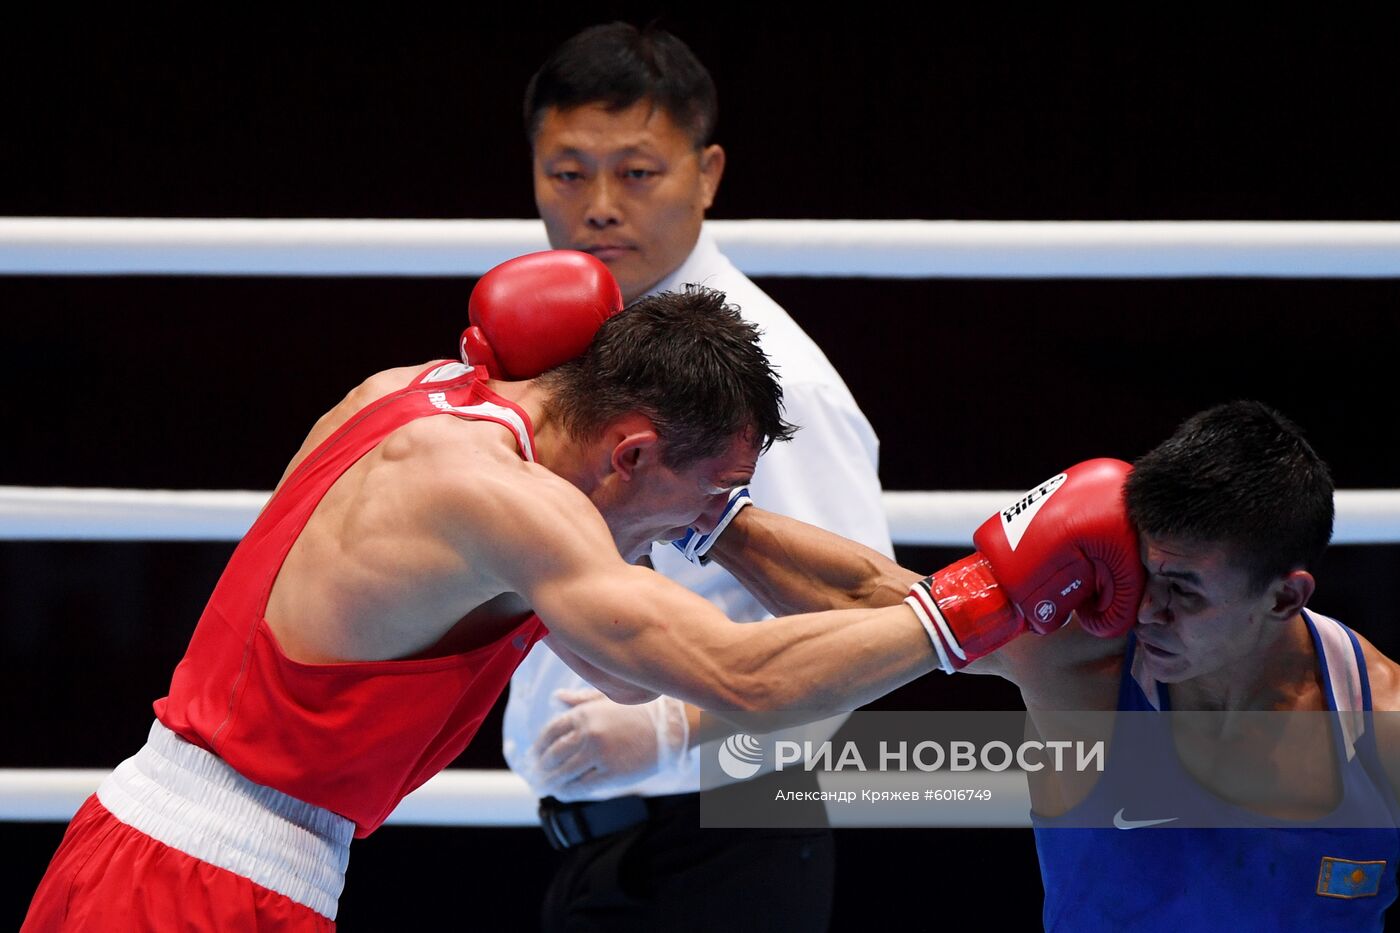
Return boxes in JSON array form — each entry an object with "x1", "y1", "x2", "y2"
[{"x1": 528, "y1": 689, "x2": 690, "y2": 798}]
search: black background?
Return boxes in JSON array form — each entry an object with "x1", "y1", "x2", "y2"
[{"x1": 3, "y1": 8, "x2": 1400, "y2": 930}]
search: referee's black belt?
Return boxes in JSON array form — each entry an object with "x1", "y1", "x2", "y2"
[
  {"x1": 538, "y1": 794, "x2": 658, "y2": 850},
  {"x1": 536, "y1": 771, "x2": 824, "y2": 850}
]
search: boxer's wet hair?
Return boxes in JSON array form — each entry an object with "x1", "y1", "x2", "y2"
[
  {"x1": 538, "y1": 285, "x2": 794, "y2": 468},
  {"x1": 525, "y1": 22, "x2": 718, "y2": 147},
  {"x1": 1126, "y1": 400, "x2": 1334, "y2": 593}
]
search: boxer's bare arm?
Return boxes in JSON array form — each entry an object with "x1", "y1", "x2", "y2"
[
  {"x1": 706, "y1": 506, "x2": 920, "y2": 615},
  {"x1": 445, "y1": 466, "x2": 937, "y2": 713},
  {"x1": 545, "y1": 637, "x2": 661, "y2": 705},
  {"x1": 541, "y1": 565, "x2": 933, "y2": 714},
  {"x1": 273, "y1": 362, "x2": 443, "y2": 492},
  {"x1": 704, "y1": 504, "x2": 1123, "y2": 706},
  {"x1": 981, "y1": 623, "x2": 1125, "y2": 710}
]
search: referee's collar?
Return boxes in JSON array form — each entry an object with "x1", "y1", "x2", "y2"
[{"x1": 645, "y1": 227, "x2": 723, "y2": 300}]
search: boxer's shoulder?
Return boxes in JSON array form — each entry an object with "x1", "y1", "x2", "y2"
[
  {"x1": 1354, "y1": 630, "x2": 1400, "y2": 712},
  {"x1": 340, "y1": 360, "x2": 446, "y2": 414},
  {"x1": 274, "y1": 362, "x2": 448, "y2": 493},
  {"x1": 381, "y1": 404, "x2": 526, "y2": 463},
  {"x1": 387, "y1": 417, "x2": 594, "y2": 536},
  {"x1": 1350, "y1": 631, "x2": 1400, "y2": 802},
  {"x1": 374, "y1": 417, "x2": 568, "y2": 537}
]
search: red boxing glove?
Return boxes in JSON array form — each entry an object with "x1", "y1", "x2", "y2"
[
  {"x1": 904, "y1": 459, "x2": 1143, "y2": 672},
  {"x1": 905, "y1": 554, "x2": 1027, "y2": 672},
  {"x1": 461, "y1": 250, "x2": 624, "y2": 379},
  {"x1": 973, "y1": 458, "x2": 1143, "y2": 637}
]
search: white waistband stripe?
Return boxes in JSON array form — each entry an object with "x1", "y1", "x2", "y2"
[{"x1": 96, "y1": 720, "x2": 353, "y2": 920}]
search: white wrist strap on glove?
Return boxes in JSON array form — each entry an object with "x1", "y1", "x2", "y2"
[
  {"x1": 672, "y1": 487, "x2": 752, "y2": 565},
  {"x1": 904, "y1": 578, "x2": 967, "y2": 675}
]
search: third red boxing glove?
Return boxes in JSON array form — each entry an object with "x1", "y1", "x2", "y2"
[
  {"x1": 461, "y1": 250, "x2": 624, "y2": 380},
  {"x1": 972, "y1": 458, "x2": 1144, "y2": 637}
]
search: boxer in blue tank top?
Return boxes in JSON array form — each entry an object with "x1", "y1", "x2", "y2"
[
  {"x1": 979, "y1": 402, "x2": 1400, "y2": 931},
  {"x1": 672, "y1": 400, "x2": 1400, "y2": 930},
  {"x1": 1032, "y1": 612, "x2": 1400, "y2": 930}
]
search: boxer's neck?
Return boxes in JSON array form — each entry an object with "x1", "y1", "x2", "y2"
[
  {"x1": 1169, "y1": 612, "x2": 1321, "y2": 713},
  {"x1": 485, "y1": 376, "x2": 602, "y2": 495}
]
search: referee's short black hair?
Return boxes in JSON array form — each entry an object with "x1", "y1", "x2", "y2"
[{"x1": 525, "y1": 23, "x2": 718, "y2": 147}]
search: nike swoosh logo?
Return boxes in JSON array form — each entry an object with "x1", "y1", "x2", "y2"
[{"x1": 1113, "y1": 808, "x2": 1179, "y2": 830}]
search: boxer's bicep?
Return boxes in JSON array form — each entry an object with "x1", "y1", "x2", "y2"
[
  {"x1": 543, "y1": 636, "x2": 660, "y2": 706},
  {"x1": 530, "y1": 559, "x2": 752, "y2": 709},
  {"x1": 446, "y1": 462, "x2": 744, "y2": 707}
]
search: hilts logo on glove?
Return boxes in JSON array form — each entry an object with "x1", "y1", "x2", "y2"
[
  {"x1": 999, "y1": 473, "x2": 1068, "y2": 550},
  {"x1": 717, "y1": 733, "x2": 764, "y2": 780}
]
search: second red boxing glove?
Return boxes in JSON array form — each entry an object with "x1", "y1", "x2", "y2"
[{"x1": 461, "y1": 250, "x2": 624, "y2": 380}]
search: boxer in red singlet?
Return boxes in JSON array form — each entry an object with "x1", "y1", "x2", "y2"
[{"x1": 24, "y1": 251, "x2": 1140, "y2": 930}]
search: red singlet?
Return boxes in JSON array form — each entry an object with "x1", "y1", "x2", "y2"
[
  {"x1": 25, "y1": 362, "x2": 549, "y2": 930},
  {"x1": 156, "y1": 360, "x2": 547, "y2": 836}
]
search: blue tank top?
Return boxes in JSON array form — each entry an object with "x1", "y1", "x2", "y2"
[{"x1": 1032, "y1": 611, "x2": 1400, "y2": 931}]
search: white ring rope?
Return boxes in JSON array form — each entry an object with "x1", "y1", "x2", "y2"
[
  {"x1": 2, "y1": 486, "x2": 1398, "y2": 545},
  {"x1": 0, "y1": 767, "x2": 1034, "y2": 828},
  {"x1": 0, "y1": 768, "x2": 538, "y2": 827},
  {"x1": 4, "y1": 218, "x2": 1400, "y2": 277}
]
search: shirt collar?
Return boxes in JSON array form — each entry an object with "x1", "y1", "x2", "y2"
[{"x1": 644, "y1": 226, "x2": 721, "y2": 299}]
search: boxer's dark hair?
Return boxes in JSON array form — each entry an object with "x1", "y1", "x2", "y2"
[
  {"x1": 525, "y1": 22, "x2": 718, "y2": 147},
  {"x1": 538, "y1": 285, "x2": 793, "y2": 468},
  {"x1": 1126, "y1": 400, "x2": 1334, "y2": 593}
]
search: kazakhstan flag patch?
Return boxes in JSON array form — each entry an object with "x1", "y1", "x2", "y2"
[{"x1": 1317, "y1": 857, "x2": 1385, "y2": 898}]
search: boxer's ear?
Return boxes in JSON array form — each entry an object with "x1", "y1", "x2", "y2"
[
  {"x1": 606, "y1": 414, "x2": 660, "y2": 481},
  {"x1": 1265, "y1": 570, "x2": 1314, "y2": 620}
]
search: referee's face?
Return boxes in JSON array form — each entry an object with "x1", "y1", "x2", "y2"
[{"x1": 533, "y1": 100, "x2": 725, "y2": 304}]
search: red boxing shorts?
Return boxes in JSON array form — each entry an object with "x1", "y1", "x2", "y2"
[{"x1": 23, "y1": 721, "x2": 352, "y2": 931}]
